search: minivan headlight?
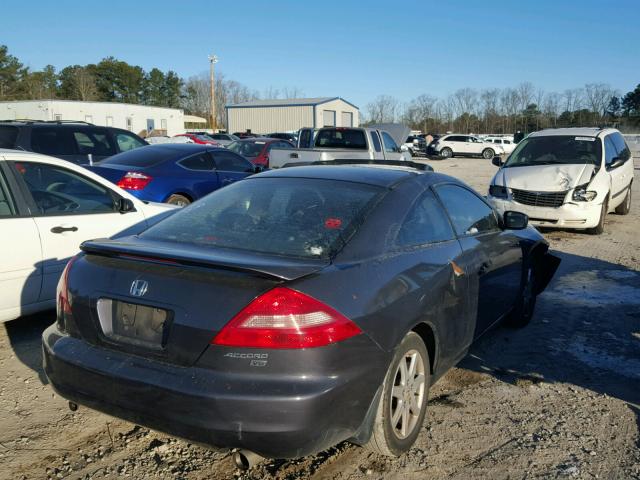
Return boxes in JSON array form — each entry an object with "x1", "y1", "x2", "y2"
[
  {"x1": 572, "y1": 184, "x2": 597, "y2": 202},
  {"x1": 489, "y1": 185, "x2": 508, "y2": 198}
]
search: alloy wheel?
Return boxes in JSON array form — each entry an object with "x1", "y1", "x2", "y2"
[{"x1": 389, "y1": 349, "x2": 426, "y2": 440}]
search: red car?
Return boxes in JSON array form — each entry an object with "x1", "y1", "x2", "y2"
[
  {"x1": 227, "y1": 137, "x2": 294, "y2": 167},
  {"x1": 175, "y1": 133, "x2": 219, "y2": 145}
]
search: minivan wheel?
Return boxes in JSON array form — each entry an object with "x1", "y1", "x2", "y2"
[
  {"x1": 505, "y1": 264, "x2": 536, "y2": 328},
  {"x1": 588, "y1": 199, "x2": 608, "y2": 235},
  {"x1": 440, "y1": 147, "x2": 453, "y2": 159},
  {"x1": 365, "y1": 332, "x2": 430, "y2": 457},
  {"x1": 615, "y1": 187, "x2": 631, "y2": 215},
  {"x1": 166, "y1": 194, "x2": 191, "y2": 207},
  {"x1": 482, "y1": 148, "x2": 495, "y2": 159}
]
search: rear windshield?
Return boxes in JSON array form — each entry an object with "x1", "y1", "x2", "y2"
[
  {"x1": 98, "y1": 145, "x2": 178, "y2": 167},
  {"x1": 315, "y1": 129, "x2": 367, "y2": 149},
  {"x1": 227, "y1": 140, "x2": 264, "y2": 157},
  {"x1": 141, "y1": 178, "x2": 383, "y2": 259},
  {"x1": 504, "y1": 135, "x2": 602, "y2": 168},
  {"x1": 0, "y1": 126, "x2": 19, "y2": 148}
]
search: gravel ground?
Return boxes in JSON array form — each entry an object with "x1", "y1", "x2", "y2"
[{"x1": 1, "y1": 156, "x2": 639, "y2": 480}]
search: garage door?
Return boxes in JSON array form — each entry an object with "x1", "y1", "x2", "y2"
[
  {"x1": 323, "y1": 110, "x2": 336, "y2": 127},
  {"x1": 341, "y1": 112, "x2": 353, "y2": 127}
]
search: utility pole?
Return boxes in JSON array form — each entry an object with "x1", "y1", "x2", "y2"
[{"x1": 208, "y1": 54, "x2": 218, "y2": 131}]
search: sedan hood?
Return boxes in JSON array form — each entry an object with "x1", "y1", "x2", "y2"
[{"x1": 494, "y1": 163, "x2": 595, "y2": 191}]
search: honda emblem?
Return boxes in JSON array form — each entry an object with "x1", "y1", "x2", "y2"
[{"x1": 130, "y1": 279, "x2": 148, "y2": 297}]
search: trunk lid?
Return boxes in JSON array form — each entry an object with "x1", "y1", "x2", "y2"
[{"x1": 69, "y1": 236, "x2": 327, "y2": 366}]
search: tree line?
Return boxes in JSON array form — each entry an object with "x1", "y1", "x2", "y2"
[
  {"x1": 0, "y1": 45, "x2": 303, "y2": 128},
  {"x1": 365, "y1": 82, "x2": 640, "y2": 134},
  {"x1": 2, "y1": 45, "x2": 638, "y2": 133}
]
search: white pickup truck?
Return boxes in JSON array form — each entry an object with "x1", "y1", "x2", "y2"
[{"x1": 269, "y1": 126, "x2": 412, "y2": 168}]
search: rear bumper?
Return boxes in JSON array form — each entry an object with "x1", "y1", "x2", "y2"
[
  {"x1": 43, "y1": 325, "x2": 384, "y2": 458},
  {"x1": 489, "y1": 196, "x2": 603, "y2": 229}
]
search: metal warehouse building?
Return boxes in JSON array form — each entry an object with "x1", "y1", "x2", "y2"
[
  {"x1": 0, "y1": 100, "x2": 185, "y2": 136},
  {"x1": 226, "y1": 97, "x2": 359, "y2": 134}
]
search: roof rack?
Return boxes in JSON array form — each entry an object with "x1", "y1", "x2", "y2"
[
  {"x1": 44, "y1": 120, "x2": 95, "y2": 125},
  {"x1": 282, "y1": 159, "x2": 434, "y2": 172}
]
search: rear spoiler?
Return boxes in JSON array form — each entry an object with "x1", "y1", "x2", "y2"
[
  {"x1": 80, "y1": 238, "x2": 327, "y2": 281},
  {"x1": 282, "y1": 159, "x2": 434, "y2": 172}
]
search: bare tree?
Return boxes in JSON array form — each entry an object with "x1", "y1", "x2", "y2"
[
  {"x1": 584, "y1": 83, "x2": 616, "y2": 118},
  {"x1": 282, "y1": 86, "x2": 305, "y2": 99},
  {"x1": 563, "y1": 88, "x2": 583, "y2": 113},
  {"x1": 365, "y1": 95, "x2": 399, "y2": 123}
]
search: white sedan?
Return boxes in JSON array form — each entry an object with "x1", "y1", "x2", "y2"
[{"x1": 0, "y1": 149, "x2": 176, "y2": 323}]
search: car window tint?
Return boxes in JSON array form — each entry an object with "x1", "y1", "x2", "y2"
[
  {"x1": 0, "y1": 171, "x2": 16, "y2": 216},
  {"x1": 277, "y1": 141, "x2": 293, "y2": 149},
  {"x1": 381, "y1": 132, "x2": 398, "y2": 153},
  {"x1": 73, "y1": 130, "x2": 116, "y2": 156},
  {"x1": 610, "y1": 132, "x2": 631, "y2": 161},
  {"x1": 116, "y1": 132, "x2": 146, "y2": 152},
  {"x1": 227, "y1": 141, "x2": 263, "y2": 157},
  {"x1": 179, "y1": 153, "x2": 214, "y2": 171},
  {"x1": 397, "y1": 190, "x2": 455, "y2": 246},
  {"x1": 604, "y1": 136, "x2": 617, "y2": 166},
  {"x1": 16, "y1": 162, "x2": 117, "y2": 215},
  {"x1": 0, "y1": 126, "x2": 19, "y2": 149},
  {"x1": 142, "y1": 178, "x2": 382, "y2": 259},
  {"x1": 213, "y1": 151, "x2": 252, "y2": 172},
  {"x1": 435, "y1": 184, "x2": 498, "y2": 235},
  {"x1": 31, "y1": 128, "x2": 77, "y2": 156},
  {"x1": 370, "y1": 131, "x2": 382, "y2": 152},
  {"x1": 504, "y1": 140, "x2": 511, "y2": 144},
  {"x1": 315, "y1": 129, "x2": 367, "y2": 149}
]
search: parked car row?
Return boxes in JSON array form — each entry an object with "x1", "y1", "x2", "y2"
[{"x1": 428, "y1": 134, "x2": 505, "y2": 159}]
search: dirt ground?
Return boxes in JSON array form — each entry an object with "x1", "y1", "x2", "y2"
[{"x1": 1, "y1": 156, "x2": 639, "y2": 480}]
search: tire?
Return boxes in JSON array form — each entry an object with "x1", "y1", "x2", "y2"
[
  {"x1": 614, "y1": 186, "x2": 631, "y2": 215},
  {"x1": 166, "y1": 194, "x2": 191, "y2": 207},
  {"x1": 366, "y1": 332, "x2": 430, "y2": 457},
  {"x1": 588, "y1": 199, "x2": 608, "y2": 235},
  {"x1": 482, "y1": 148, "x2": 495, "y2": 159},
  {"x1": 505, "y1": 263, "x2": 537, "y2": 328},
  {"x1": 440, "y1": 147, "x2": 453, "y2": 159}
]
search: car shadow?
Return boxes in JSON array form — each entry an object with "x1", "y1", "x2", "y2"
[
  {"x1": 3, "y1": 310, "x2": 54, "y2": 385},
  {"x1": 457, "y1": 250, "x2": 640, "y2": 447}
]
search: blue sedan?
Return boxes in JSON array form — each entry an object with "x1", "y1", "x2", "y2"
[{"x1": 87, "y1": 144, "x2": 260, "y2": 206}]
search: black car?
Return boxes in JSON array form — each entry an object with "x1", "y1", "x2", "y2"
[
  {"x1": 43, "y1": 163, "x2": 559, "y2": 462},
  {"x1": 0, "y1": 120, "x2": 147, "y2": 164}
]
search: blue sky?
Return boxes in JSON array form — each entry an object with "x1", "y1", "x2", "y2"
[{"x1": 3, "y1": 0, "x2": 639, "y2": 108}]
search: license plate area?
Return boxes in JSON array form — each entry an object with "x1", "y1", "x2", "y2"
[{"x1": 96, "y1": 298, "x2": 170, "y2": 350}]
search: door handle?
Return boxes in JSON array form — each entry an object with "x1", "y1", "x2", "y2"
[
  {"x1": 290, "y1": 153, "x2": 299, "y2": 159},
  {"x1": 51, "y1": 226, "x2": 78, "y2": 234}
]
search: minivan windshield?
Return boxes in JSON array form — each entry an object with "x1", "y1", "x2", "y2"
[
  {"x1": 141, "y1": 177, "x2": 383, "y2": 259},
  {"x1": 503, "y1": 135, "x2": 602, "y2": 168}
]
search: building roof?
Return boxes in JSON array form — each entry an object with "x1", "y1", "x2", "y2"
[
  {"x1": 226, "y1": 97, "x2": 359, "y2": 110},
  {"x1": 0, "y1": 99, "x2": 183, "y2": 113}
]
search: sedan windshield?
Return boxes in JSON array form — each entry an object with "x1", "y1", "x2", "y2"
[
  {"x1": 141, "y1": 178, "x2": 383, "y2": 259},
  {"x1": 504, "y1": 135, "x2": 602, "y2": 168},
  {"x1": 227, "y1": 141, "x2": 265, "y2": 157}
]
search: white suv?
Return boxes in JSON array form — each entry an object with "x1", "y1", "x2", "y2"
[
  {"x1": 484, "y1": 136, "x2": 517, "y2": 155},
  {"x1": 487, "y1": 127, "x2": 634, "y2": 234},
  {"x1": 430, "y1": 134, "x2": 504, "y2": 159}
]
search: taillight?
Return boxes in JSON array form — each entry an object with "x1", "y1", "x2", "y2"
[
  {"x1": 56, "y1": 255, "x2": 79, "y2": 326},
  {"x1": 211, "y1": 287, "x2": 362, "y2": 349},
  {"x1": 117, "y1": 171, "x2": 152, "y2": 190}
]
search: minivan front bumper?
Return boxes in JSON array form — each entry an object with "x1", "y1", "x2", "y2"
[
  {"x1": 489, "y1": 196, "x2": 603, "y2": 229},
  {"x1": 42, "y1": 325, "x2": 385, "y2": 458}
]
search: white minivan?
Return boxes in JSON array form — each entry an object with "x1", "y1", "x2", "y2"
[{"x1": 487, "y1": 128, "x2": 633, "y2": 234}]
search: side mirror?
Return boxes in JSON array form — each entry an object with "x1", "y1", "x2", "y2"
[
  {"x1": 118, "y1": 198, "x2": 136, "y2": 214},
  {"x1": 253, "y1": 164, "x2": 264, "y2": 173},
  {"x1": 608, "y1": 157, "x2": 625, "y2": 169},
  {"x1": 492, "y1": 156, "x2": 503, "y2": 167},
  {"x1": 503, "y1": 211, "x2": 528, "y2": 230}
]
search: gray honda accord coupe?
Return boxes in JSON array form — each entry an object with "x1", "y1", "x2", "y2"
[{"x1": 43, "y1": 163, "x2": 559, "y2": 461}]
